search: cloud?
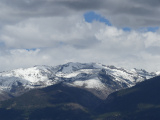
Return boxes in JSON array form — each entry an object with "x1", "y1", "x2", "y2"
[
  {"x1": 54, "y1": 0, "x2": 104, "y2": 10},
  {"x1": 146, "y1": 46, "x2": 160, "y2": 55},
  {"x1": 0, "y1": 14, "x2": 160, "y2": 72},
  {"x1": 51, "y1": 0, "x2": 160, "y2": 27},
  {"x1": 0, "y1": 0, "x2": 160, "y2": 72},
  {"x1": 132, "y1": 0, "x2": 160, "y2": 7},
  {"x1": 0, "y1": 0, "x2": 160, "y2": 27},
  {"x1": 0, "y1": 15, "x2": 102, "y2": 49}
]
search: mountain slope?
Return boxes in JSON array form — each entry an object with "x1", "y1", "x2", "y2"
[
  {"x1": 97, "y1": 76, "x2": 160, "y2": 120},
  {"x1": 0, "y1": 62, "x2": 157, "y2": 100},
  {"x1": 0, "y1": 83, "x2": 102, "y2": 120},
  {"x1": 1, "y1": 76, "x2": 160, "y2": 120}
]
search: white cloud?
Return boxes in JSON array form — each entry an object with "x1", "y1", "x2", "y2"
[
  {"x1": 0, "y1": 0, "x2": 160, "y2": 73},
  {"x1": 0, "y1": 15, "x2": 102, "y2": 49},
  {"x1": 0, "y1": 13, "x2": 160, "y2": 72}
]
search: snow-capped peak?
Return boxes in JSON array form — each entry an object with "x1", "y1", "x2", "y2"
[
  {"x1": 0, "y1": 67, "x2": 48, "y2": 83},
  {"x1": 0, "y1": 62, "x2": 158, "y2": 100}
]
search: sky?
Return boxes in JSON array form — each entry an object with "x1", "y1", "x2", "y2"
[{"x1": 0, "y1": 0, "x2": 160, "y2": 72}]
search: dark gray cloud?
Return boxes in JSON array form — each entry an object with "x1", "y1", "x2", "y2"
[
  {"x1": 0, "y1": 0, "x2": 72, "y2": 25},
  {"x1": 54, "y1": 0, "x2": 105, "y2": 10},
  {"x1": 132, "y1": 0, "x2": 160, "y2": 7},
  {"x1": 51, "y1": 0, "x2": 160, "y2": 27},
  {"x1": 0, "y1": 0, "x2": 160, "y2": 27},
  {"x1": 98, "y1": 0, "x2": 160, "y2": 27}
]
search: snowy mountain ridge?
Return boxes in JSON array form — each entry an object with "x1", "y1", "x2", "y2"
[{"x1": 0, "y1": 62, "x2": 158, "y2": 100}]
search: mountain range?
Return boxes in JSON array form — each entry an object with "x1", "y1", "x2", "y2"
[
  {"x1": 0, "y1": 75, "x2": 160, "y2": 120},
  {"x1": 0, "y1": 62, "x2": 157, "y2": 101},
  {"x1": 0, "y1": 62, "x2": 159, "y2": 120}
]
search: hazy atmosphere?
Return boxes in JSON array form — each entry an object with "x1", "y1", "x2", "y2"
[{"x1": 0, "y1": 0, "x2": 160, "y2": 72}]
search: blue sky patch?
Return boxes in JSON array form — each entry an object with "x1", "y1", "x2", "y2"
[
  {"x1": 122, "y1": 27, "x2": 131, "y2": 32},
  {"x1": 138, "y1": 27, "x2": 159, "y2": 33},
  {"x1": 26, "y1": 48, "x2": 37, "y2": 51},
  {"x1": 147, "y1": 27, "x2": 159, "y2": 32},
  {"x1": 0, "y1": 42, "x2": 5, "y2": 47},
  {"x1": 84, "y1": 11, "x2": 112, "y2": 26}
]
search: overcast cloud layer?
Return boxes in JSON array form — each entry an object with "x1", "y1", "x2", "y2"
[{"x1": 0, "y1": 0, "x2": 160, "y2": 72}]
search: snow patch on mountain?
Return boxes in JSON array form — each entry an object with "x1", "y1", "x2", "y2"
[
  {"x1": 56, "y1": 69, "x2": 96, "y2": 78},
  {"x1": 71, "y1": 78, "x2": 107, "y2": 90},
  {"x1": 155, "y1": 71, "x2": 160, "y2": 76},
  {"x1": 0, "y1": 67, "x2": 49, "y2": 83}
]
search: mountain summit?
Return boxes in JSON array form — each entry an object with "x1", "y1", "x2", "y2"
[{"x1": 0, "y1": 62, "x2": 157, "y2": 100}]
